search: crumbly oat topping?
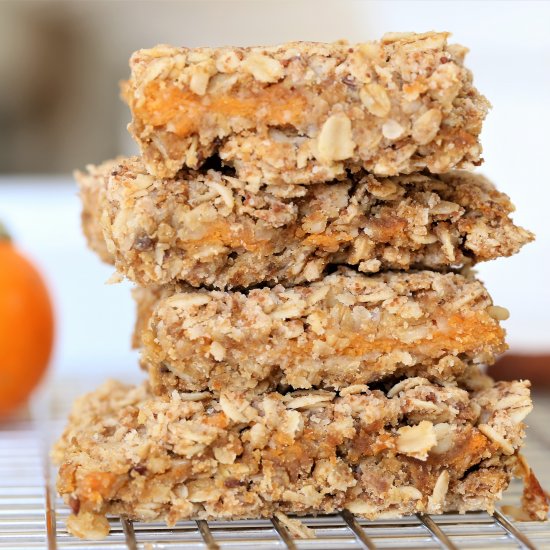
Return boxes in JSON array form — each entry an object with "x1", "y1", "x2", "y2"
[
  {"x1": 76, "y1": 157, "x2": 532, "y2": 289},
  {"x1": 124, "y1": 33, "x2": 489, "y2": 182},
  {"x1": 137, "y1": 269, "x2": 506, "y2": 394},
  {"x1": 53, "y1": 377, "x2": 534, "y2": 539}
]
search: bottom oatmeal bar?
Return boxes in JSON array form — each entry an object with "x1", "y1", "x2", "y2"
[{"x1": 52, "y1": 376, "x2": 545, "y2": 540}]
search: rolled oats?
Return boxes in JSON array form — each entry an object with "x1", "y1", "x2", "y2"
[
  {"x1": 427, "y1": 470, "x2": 450, "y2": 513},
  {"x1": 396, "y1": 420, "x2": 437, "y2": 460},
  {"x1": 317, "y1": 114, "x2": 356, "y2": 162},
  {"x1": 242, "y1": 53, "x2": 284, "y2": 83},
  {"x1": 411, "y1": 109, "x2": 442, "y2": 145},
  {"x1": 360, "y1": 83, "x2": 391, "y2": 117}
]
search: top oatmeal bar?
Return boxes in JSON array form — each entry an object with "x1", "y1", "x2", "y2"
[{"x1": 124, "y1": 32, "x2": 489, "y2": 182}]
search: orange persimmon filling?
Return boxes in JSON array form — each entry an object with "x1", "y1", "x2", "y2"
[
  {"x1": 149, "y1": 311, "x2": 504, "y2": 368},
  {"x1": 178, "y1": 221, "x2": 273, "y2": 253},
  {"x1": 79, "y1": 472, "x2": 118, "y2": 506},
  {"x1": 134, "y1": 81, "x2": 308, "y2": 138},
  {"x1": 309, "y1": 312, "x2": 505, "y2": 358},
  {"x1": 303, "y1": 232, "x2": 355, "y2": 251}
]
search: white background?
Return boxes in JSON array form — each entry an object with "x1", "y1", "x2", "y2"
[{"x1": 0, "y1": 0, "x2": 549, "y2": 380}]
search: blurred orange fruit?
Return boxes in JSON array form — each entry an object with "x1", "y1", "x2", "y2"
[{"x1": 0, "y1": 223, "x2": 54, "y2": 418}]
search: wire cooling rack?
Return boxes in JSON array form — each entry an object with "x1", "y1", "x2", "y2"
[{"x1": 1, "y1": 385, "x2": 549, "y2": 550}]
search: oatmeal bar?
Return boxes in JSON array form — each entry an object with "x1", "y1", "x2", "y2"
[
  {"x1": 138, "y1": 269, "x2": 507, "y2": 394},
  {"x1": 53, "y1": 376, "x2": 541, "y2": 540},
  {"x1": 77, "y1": 157, "x2": 531, "y2": 289},
  {"x1": 124, "y1": 32, "x2": 489, "y2": 182}
]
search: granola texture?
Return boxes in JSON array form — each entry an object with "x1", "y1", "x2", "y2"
[
  {"x1": 53, "y1": 375, "x2": 534, "y2": 539},
  {"x1": 124, "y1": 32, "x2": 490, "y2": 182},
  {"x1": 132, "y1": 286, "x2": 160, "y2": 349},
  {"x1": 138, "y1": 269, "x2": 507, "y2": 394},
  {"x1": 76, "y1": 158, "x2": 123, "y2": 263},
  {"x1": 76, "y1": 156, "x2": 532, "y2": 289}
]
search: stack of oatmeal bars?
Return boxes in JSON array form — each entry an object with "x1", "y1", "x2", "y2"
[{"x1": 54, "y1": 32, "x2": 548, "y2": 540}]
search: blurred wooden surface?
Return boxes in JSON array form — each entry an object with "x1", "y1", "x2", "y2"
[{"x1": 489, "y1": 354, "x2": 550, "y2": 387}]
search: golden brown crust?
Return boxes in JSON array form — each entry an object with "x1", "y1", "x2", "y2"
[
  {"x1": 53, "y1": 377, "x2": 531, "y2": 539},
  {"x1": 137, "y1": 269, "x2": 507, "y2": 394},
  {"x1": 125, "y1": 33, "x2": 489, "y2": 182},
  {"x1": 76, "y1": 156, "x2": 532, "y2": 289}
]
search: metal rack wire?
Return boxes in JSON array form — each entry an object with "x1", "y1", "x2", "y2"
[{"x1": 1, "y1": 390, "x2": 549, "y2": 550}]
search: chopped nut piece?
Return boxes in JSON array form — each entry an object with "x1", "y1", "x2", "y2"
[
  {"x1": 219, "y1": 393, "x2": 255, "y2": 423},
  {"x1": 213, "y1": 446, "x2": 236, "y2": 465},
  {"x1": 132, "y1": 173, "x2": 154, "y2": 190},
  {"x1": 188, "y1": 61, "x2": 215, "y2": 96},
  {"x1": 210, "y1": 181, "x2": 235, "y2": 209},
  {"x1": 432, "y1": 423, "x2": 455, "y2": 454},
  {"x1": 347, "y1": 500, "x2": 378, "y2": 515}
]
